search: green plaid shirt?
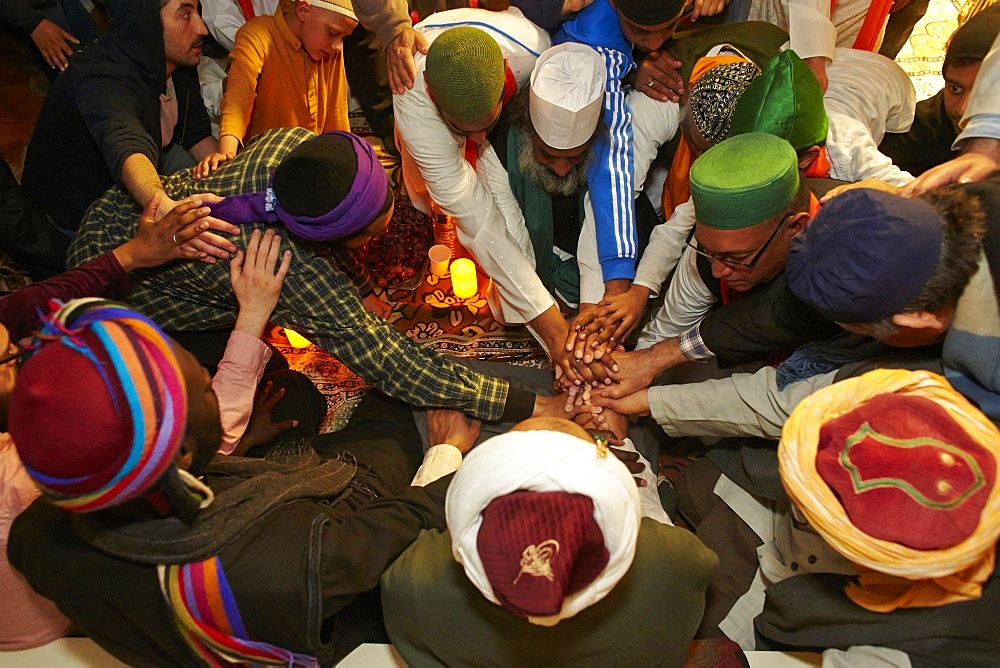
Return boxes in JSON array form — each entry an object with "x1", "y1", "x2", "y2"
[{"x1": 69, "y1": 128, "x2": 510, "y2": 420}]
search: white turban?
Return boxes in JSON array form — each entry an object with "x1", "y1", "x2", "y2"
[{"x1": 446, "y1": 430, "x2": 641, "y2": 626}]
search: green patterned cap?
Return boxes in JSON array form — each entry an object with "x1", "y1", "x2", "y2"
[
  {"x1": 690, "y1": 132, "x2": 799, "y2": 230},
  {"x1": 425, "y1": 27, "x2": 505, "y2": 125},
  {"x1": 728, "y1": 50, "x2": 828, "y2": 150}
]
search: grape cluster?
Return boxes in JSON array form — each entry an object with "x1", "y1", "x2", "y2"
[{"x1": 363, "y1": 194, "x2": 435, "y2": 287}]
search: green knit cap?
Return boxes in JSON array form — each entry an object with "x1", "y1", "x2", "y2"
[
  {"x1": 691, "y1": 132, "x2": 799, "y2": 230},
  {"x1": 426, "y1": 27, "x2": 505, "y2": 125},
  {"x1": 728, "y1": 50, "x2": 828, "y2": 150}
]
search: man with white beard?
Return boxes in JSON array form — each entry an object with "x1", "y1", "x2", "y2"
[{"x1": 479, "y1": 43, "x2": 658, "y2": 348}]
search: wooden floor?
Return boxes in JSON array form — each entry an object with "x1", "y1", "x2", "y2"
[{"x1": 0, "y1": 29, "x2": 46, "y2": 180}]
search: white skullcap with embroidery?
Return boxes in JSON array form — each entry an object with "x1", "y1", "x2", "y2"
[{"x1": 302, "y1": 0, "x2": 357, "y2": 21}]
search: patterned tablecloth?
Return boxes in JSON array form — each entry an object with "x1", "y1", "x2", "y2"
[{"x1": 267, "y1": 257, "x2": 547, "y2": 433}]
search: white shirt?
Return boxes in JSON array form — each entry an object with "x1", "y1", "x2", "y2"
[{"x1": 201, "y1": 0, "x2": 279, "y2": 52}]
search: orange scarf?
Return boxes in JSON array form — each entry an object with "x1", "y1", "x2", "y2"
[
  {"x1": 236, "y1": 0, "x2": 255, "y2": 20},
  {"x1": 803, "y1": 145, "x2": 832, "y2": 178},
  {"x1": 828, "y1": 0, "x2": 894, "y2": 51},
  {"x1": 851, "y1": 0, "x2": 895, "y2": 51}
]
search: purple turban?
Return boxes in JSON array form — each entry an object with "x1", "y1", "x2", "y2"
[{"x1": 209, "y1": 131, "x2": 389, "y2": 242}]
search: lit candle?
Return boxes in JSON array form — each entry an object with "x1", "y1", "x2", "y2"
[
  {"x1": 450, "y1": 258, "x2": 478, "y2": 299},
  {"x1": 283, "y1": 328, "x2": 312, "y2": 349}
]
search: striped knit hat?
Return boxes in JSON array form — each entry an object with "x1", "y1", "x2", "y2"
[
  {"x1": 425, "y1": 27, "x2": 505, "y2": 124},
  {"x1": 9, "y1": 299, "x2": 203, "y2": 520}
]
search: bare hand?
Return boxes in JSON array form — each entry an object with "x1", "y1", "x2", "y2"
[
  {"x1": 595, "y1": 285, "x2": 649, "y2": 343},
  {"x1": 591, "y1": 387, "x2": 651, "y2": 416},
  {"x1": 803, "y1": 56, "x2": 829, "y2": 93},
  {"x1": 635, "y1": 49, "x2": 684, "y2": 103},
  {"x1": 560, "y1": 336, "x2": 621, "y2": 388},
  {"x1": 565, "y1": 304, "x2": 623, "y2": 379},
  {"x1": 426, "y1": 409, "x2": 482, "y2": 454},
  {"x1": 597, "y1": 406, "x2": 629, "y2": 439},
  {"x1": 30, "y1": 19, "x2": 78, "y2": 71},
  {"x1": 388, "y1": 27, "x2": 429, "y2": 95},
  {"x1": 362, "y1": 292, "x2": 392, "y2": 319},
  {"x1": 603, "y1": 349, "x2": 657, "y2": 399},
  {"x1": 898, "y1": 148, "x2": 1000, "y2": 197},
  {"x1": 233, "y1": 381, "x2": 298, "y2": 455},
  {"x1": 230, "y1": 228, "x2": 292, "y2": 336},
  {"x1": 533, "y1": 392, "x2": 605, "y2": 425},
  {"x1": 820, "y1": 178, "x2": 901, "y2": 203},
  {"x1": 112, "y1": 192, "x2": 221, "y2": 270},
  {"x1": 192, "y1": 151, "x2": 235, "y2": 180},
  {"x1": 691, "y1": 0, "x2": 726, "y2": 20},
  {"x1": 600, "y1": 438, "x2": 650, "y2": 487},
  {"x1": 170, "y1": 193, "x2": 240, "y2": 260},
  {"x1": 561, "y1": 0, "x2": 595, "y2": 12}
]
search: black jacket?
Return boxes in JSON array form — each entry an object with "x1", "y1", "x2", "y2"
[
  {"x1": 695, "y1": 259, "x2": 841, "y2": 369},
  {"x1": 9, "y1": 475, "x2": 451, "y2": 666},
  {"x1": 0, "y1": 0, "x2": 54, "y2": 34},
  {"x1": 20, "y1": 0, "x2": 211, "y2": 232}
]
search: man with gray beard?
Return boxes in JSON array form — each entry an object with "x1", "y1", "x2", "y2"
[{"x1": 479, "y1": 42, "x2": 657, "y2": 317}]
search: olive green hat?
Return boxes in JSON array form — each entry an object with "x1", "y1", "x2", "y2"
[
  {"x1": 425, "y1": 27, "x2": 505, "y2": 125},
  {"x1": 728, "y1": 50, "x2": 829, "y2": 150},
  {"x1": 690, "y1": 132, "x2": 799, "y2": 230}
]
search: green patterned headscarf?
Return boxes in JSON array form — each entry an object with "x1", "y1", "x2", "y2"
[
  {"x1": 426, "y1": 27, "x2": 505, "y2": 124},
  {"x1": 728, "y1": 50, "x2": 829, "y2": 150}
]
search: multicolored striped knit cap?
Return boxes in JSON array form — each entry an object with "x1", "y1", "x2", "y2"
[
  {"x1": 9, "y1": 299, "x2": 188, "y2": 513},
  {"x1": 425, "y1": 27, "x2": 505, "y2": 124}
]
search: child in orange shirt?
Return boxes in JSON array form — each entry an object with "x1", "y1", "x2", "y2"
[{"x1": 194, "y1": 0, "x2": 358, "y2": 179}]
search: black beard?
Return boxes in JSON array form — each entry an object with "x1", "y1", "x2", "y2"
[{"x1": 515, "y1": 131, "x2": 590, "y2": 197}]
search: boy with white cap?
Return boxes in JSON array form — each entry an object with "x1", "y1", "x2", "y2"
[{"x1": 194, "y1": 0, "x2": 360, "y2": 177}]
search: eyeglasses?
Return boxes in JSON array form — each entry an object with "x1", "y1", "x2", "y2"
[
  {"x1": 686, "y1": 215, "x2": 789, "y2": 269},
  {"x1": 0, "y1": 342, "x2": 24, "y2": 367}
]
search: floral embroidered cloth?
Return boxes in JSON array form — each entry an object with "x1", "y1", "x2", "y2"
[{"x1": 267, "y1": 259, "x2": 547, "y2": 433}]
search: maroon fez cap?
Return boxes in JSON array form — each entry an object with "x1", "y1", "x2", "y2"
[
  {"x1": 816, "y1": 393, "x2": 996, "y2": 551},
  {"x1": 476, "y1": 490, "x2": 610, "y2": 618},
  {"x1": 11, "y1": 335, "x2": 132, "y2": 496}
]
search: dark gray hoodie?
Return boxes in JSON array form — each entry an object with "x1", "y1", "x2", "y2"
[{"x1": 21, "y1": 0, "x2": 211, "y2": 234}]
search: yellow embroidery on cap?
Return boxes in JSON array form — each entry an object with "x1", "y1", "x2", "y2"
[
  {"x1": 514, "y1": 539, "x2": 560, "y2": 584},
  {"x1": 593, "y1": 434, "x2": 609, "y2": 459}
]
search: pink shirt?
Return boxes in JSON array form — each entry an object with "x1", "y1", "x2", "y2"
[
  {"x1": 213, "y1": 329, "x2": 272, "y2": 455},
  {"x1": 0, "y1": 435, "x2": 75, "y2": 649}
]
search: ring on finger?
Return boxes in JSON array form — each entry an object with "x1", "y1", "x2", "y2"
[
  {"x1": 646, "y1": 78, "x2": 654, "y2": 88},
  {"x1": 172, "y1": 232, "x2": 181, "y2": 245}
]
